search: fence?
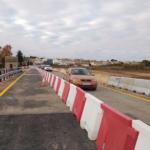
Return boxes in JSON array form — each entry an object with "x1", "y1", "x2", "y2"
[{"x1": 0, "y1": 68, "x2": 22, "y2": 82}]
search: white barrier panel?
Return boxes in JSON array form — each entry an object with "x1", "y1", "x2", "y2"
[
  {"x1": 42, "y1": 71, "x2": 47, "y2": 84},
  {"x1": 118, "y1": 77, "x2": 134, "y2": 90},
  {"x1": 47, "y1": 73, "x2": 52, "y2": 85},
  {"x1": 108, "y1": 76, "x2": 150, "y2": 96},
  {"x1": 50, "y1": 74, "x2": 54, "y2": 87},
  {"x1": 54, "y1": 76, "x2": 58, "y2": 91},
  {"x1": 108, "y1": 76, "x2": 121, "y2": 87},
  {"x1": 132, "y1": 79, "x2": 150, "y2": 96},
  {"x1": 66, "y1": 84, "x2": 77, "y2": 111},
  {"x1": 58, "y1": 79, "x2": 65, "y2": 98},
  {"x1": 45, "y1": 72, "x2": 49, "y2": 83},
  {"x1": 133, "y1": 120, "x2": 150, "y2": 150},
  {"x1": 124, "y1": 78, "x2": 135, "y2": 91},
  {"x1": 80, "y1": 93, "x2": 103, "y2": 140},
  {"x1": 42, "y1": 71, "x2": 45, "y2": 78}
]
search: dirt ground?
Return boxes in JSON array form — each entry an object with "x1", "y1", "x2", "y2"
[
  {"x1": 93, "y1": 69, "x2": 150, "y2": 84},
  {"x1": 95, "y1": 69, "x2": 150, "y2": 79}
]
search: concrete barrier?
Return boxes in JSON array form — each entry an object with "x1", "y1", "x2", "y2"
[
  {"x1": 80, "y1": 93, "x2": 104, "y2": 140},
  {"x1": 132, "y1": 79, "x2": 150, "y2": 96},
  {"x1": 108, "y1": 76, "x2": 150, "y2": 96},
  {"x1": 133, "y1": 120, "x2": 150, "y2": 150},
  {"x1": 108, "y1": 76, "x2": 121, "y2": 87}
]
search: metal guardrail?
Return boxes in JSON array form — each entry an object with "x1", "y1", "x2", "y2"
[{"x1": 0, "y1": 68, "x2": 22, "y2": 82}]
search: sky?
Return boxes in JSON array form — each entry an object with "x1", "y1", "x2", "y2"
[{"x1": 0, "y1": 0, "x2": 150, "y2": 60}]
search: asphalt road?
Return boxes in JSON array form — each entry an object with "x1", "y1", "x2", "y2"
[
  {"x1": 0, "y1": 69, "x2": 96, "y2": 150},
  {"x1": 53, "y1": 71, "x2": 150, "y2": 125}
]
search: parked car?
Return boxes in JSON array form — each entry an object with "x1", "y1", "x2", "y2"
[
  {"x1": 44, "y1": 66, "x2": 53, "y2": 72},
  {"x1": 40, "y1": 65, "x2": 45, "y2": 69},
  {"x1": 64, "y1": 67, "x2": 97, "y2": 90}
]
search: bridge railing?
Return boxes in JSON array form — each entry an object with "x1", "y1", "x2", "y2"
[{"x1": 0, "y1": 68, "x2": 22, "y2": 82}]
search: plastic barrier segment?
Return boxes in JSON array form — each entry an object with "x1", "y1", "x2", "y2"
[
  {"x1": 53, "y1": 76, "x2": 58, "y2": 91},
  {"x1": 133, "y1": 120, "x2": 150, "y2": 150},
  {"x1": 48, "y1": 74, "x2": 52, "y2": 85},
  {"x1": 56, "y1": 78, "x2": 61, "y2": 94},
  {"x1": 96, "y1": 103, "x2": 139, "y2": 150},
  {"x1": 80, "y1": 93, "x2": 104, "y2": 140},
  {"x1": 58, "y1": 79, "x2": 65, "y2": 98},
  {"x1": 66, "y1": 84, "x2": 77, "y2": 111},
  {"x1": 52, "y1": 76, "x2": 56, "y2": 88},
  {"x1": 50, "y1": 74, "x2": 54, "y2": 87},
  {"x1": 62, "y1": 81, "x2": 70, "y2": 103},
  {"x1": 72, "y1": 88, "x2": 86, "y2": 123}
]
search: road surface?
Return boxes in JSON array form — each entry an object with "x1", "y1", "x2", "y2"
[
  {"x1": 54, "y1": 71, "x2": 150, "y2": 125},
  {"x1": 0, "y1": 69, "x2": 96, "y2": 150}
]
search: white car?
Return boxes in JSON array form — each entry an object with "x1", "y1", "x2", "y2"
[{"x1": 44, "y1": 66, "x2": 53, "y2": 72}]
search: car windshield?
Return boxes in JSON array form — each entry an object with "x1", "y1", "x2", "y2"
[{"x1": 71, "y1": 68, "x2": 90, "y2": 75}]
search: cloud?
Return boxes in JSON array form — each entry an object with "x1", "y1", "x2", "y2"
[
  {"x1": 14, "y1": 17, "x2": 34, "y2": 31},
  {"x1": 0, "y1": 0, "x2": 150, "y2": 60}
]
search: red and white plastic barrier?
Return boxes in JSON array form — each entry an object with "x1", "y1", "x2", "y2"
[
  {"x1": 80, "y1": 93, "x2": 104, "y2": 140},
  {"x1": 49, "y1": 74, "x2": 53, "y2": 87},
  {"x1": 54, "y1": 76, "x2": 58, "y2": 91},
  {"x1": 52, "y1": 75, "x2": 56, "y2": 88},
  {"x1": 37, "y1": 68, "x2": 150, "y2": 150},
  {"x1": 62, "y1": 81, "x2": 70, "y2": 103},
  {"x1": 96, "y1": 104, "x2": 139, "y2": 150},
  {"x1": 58, "y1": 79, "x2": 65, "y2": 98},
  {"x1": 66, "y1": 83, "x2": 77, "y2": 111},
  {"x1": 133, "y1": 120, "x2": 150, "y2": 150},
  {"x1": 56, "y1": 78, "x2": 61, "y2": 94},
  {"x1": 72, "y1": 87, "x2": 86, "y2": 123},
  {"x1": 48, "y1": 73, "x2": 52, "y2": 85}
]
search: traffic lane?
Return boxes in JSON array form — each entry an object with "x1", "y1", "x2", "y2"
[
  {"x1": 0, "y1": 69, "x2": 96, "y2": 150},
  {"x1": 0, "y1": 113, "x2": 96, "y2": 150},
  {"x1": 53, "y1": 70, "x2": 65, "y2": 78},
  {"x1": 89, "y1": 86, "x2": 150, "y2": 125},
  {"x1": 53, "y1": 71, "x2": 150, "y2": 125},
  {"x1": 0, "y1": 69, "x2": 69, "y2": 114}
]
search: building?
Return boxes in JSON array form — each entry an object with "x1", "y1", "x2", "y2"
[
  {"x1": 4, "y1": 56, "x2": 18, "y2": 69},
  {"x1": 45, "y1": 59, "x2": 53, "y2": 65},
  {"x1": 29, "y1": 56, "x2": 47, "y2": 65}
]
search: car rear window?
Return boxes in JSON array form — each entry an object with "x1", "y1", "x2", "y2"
[{"x1": 71, "y1": 68, "x2": 90, "y2": 75}]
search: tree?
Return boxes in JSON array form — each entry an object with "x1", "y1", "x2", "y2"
[
  {"x1": 17, "y1": 50, "x2": 24, "y2": 66},
  {"x1": 0, "y1": 45, "x2": 13, "y2": 68},
  {"x1": 111, "y1": 59, "x2": 118, "y2": 62},
  {"x1": 1, "y1": 45, "x2": 12, "y2": 58},
  {"x1": 142, "y1": 60, "x2": 150, "y2": 67}
]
